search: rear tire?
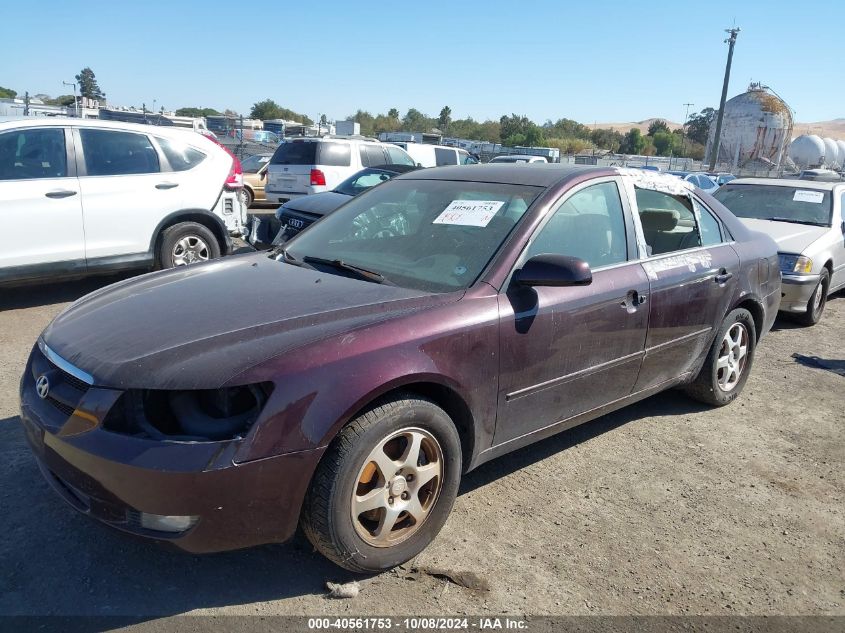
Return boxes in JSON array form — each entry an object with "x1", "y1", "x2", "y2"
[
  {"x1": 684, "y1": 308, "x2": 756, "y2": 407},
  {"x1": 794, "y1": 268, "x2": 829, "y2": 327},
  {"x1": 301, "y1": 394, "x2": 461, "y2": 573},
  {"x1": 157, "y1": 222, "x2": 221, "y2": 269},
  {"x1": 241, "y1": 187, "x2": 254, "y2": 209}
]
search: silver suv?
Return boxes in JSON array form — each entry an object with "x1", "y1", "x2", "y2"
[{"x1": 265, "y1": 136, "x2": 415, "y2": 204}]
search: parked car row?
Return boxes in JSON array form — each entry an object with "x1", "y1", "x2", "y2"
[
  {"x1": 0, "y1": 118, "x2": 247, "y2": 283},
  {"x1": 21, "y1": 165, "x2": 785, "y2": 573}
]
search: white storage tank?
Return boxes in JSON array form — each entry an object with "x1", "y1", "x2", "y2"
[
  {"x1": 705, "y1": 83, "x2": 793, "y2": 169},
  {"x1": 837, "y1": 140, "x2": 845, "y2": 168},
  {"x1": 788, "y1": 134, "x2": 826, "y2": 168},
  {"x1": 822, "y1": 137, "x2": 840, "y2": 168}
]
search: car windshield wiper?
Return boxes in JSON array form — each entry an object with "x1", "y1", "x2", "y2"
[
  {"x1": 273, "y1": 247, "x2": 303, "y2": 266},
  {"x1": 765, "y1": 217, "x2": 827, "y2": 226},
  {"x1": 302, "y1": 256, "x2": 390, "y2": 284}
]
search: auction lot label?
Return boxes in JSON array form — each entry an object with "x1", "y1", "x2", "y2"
[{"x1": 433, "y1": 200, "x2": 505, "y2": 227}]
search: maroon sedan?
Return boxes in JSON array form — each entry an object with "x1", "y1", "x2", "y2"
[{"x1": 20, "y1": 165, "x2": 780, "y2": 572}]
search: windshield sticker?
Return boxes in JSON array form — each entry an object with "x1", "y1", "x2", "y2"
[
  {"x1": 793, "y1": 190, "x2": 824, "y2": 203},
  {"x1": 642, "y1": 251, "x2": 713, "y2": 280},
  {"x1": 433, "y1": 200, "x2": 505, "y2": 227}
]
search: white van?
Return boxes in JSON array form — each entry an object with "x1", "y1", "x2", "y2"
[
  {"x1": 391, "y1": 142, "x2": 478, "y2": 168},
  {"x1": 265, "y1": 137, "x2": 415, "y2": 204}
]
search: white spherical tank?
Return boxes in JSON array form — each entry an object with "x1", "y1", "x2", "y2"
[
  {"x1": 788, "y1": 134, "x2": 826, "y2": 168},
  {"x1": 705, "y1": 83, "x2": 793, "y2": 169},
  {"x1": 837, "y1": 140, "x2": 845, "y2": 167},
  {"x1": 822, "y1": 137, "x2": 840, "y2": 168}
]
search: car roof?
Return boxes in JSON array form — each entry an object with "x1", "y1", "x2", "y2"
[
  {"x1": 396, "y1": 164, "x2": 616, "y2": 187},
  {"x1": 726, "y1": 178, "x2": 842, "y2": 191},
  {"x1": 0, "y1": 116, "x2": 208, "y2": 141}
]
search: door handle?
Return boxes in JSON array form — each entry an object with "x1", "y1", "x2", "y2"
[
  {"x1": 714, "y1": 268, "x2": 733, "y2": 284},
  {"x1": 621, "y1": 290, "x2": 648, "y2": 311},
  {"x1": 45, "y1": 190, "x2": 77, "y2": 199},
  {"x1": 155, "y1": 182, "x2": 179, "y2": 190}
]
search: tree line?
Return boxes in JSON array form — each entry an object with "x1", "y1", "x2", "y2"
[{"x1": 2, "y1": 69, "x2": 717, "y2": 157}]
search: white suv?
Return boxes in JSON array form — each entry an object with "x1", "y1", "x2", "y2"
[
  {"x1": 265, "y1": 136, "x2": 415, "y2": 204},
  {"x1": 0, "y1": 118, "x2": 247, "y2": 284}
]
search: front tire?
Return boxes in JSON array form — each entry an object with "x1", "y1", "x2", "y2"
[
  {"x1": 301, "y1": 394, "x2": 461, "y2": 573},
  {"x1": 157, "y1": 222, "x2": 221, "y2": 269},
  {"x1": 684, "y1": 308, "x2": 756, "y2": 406},
  {"x1": 795, "y1": 268, "x2": 829, "y2": 327}
]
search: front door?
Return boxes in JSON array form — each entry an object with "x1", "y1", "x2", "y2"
[
  {"x1": 495, "y1": 179, "x2": 650, "y2": 446},
  {"x1": 632, "y1": 189, "x2": 741, "y2": 390},
  {"x1": 0, "y1": 126, "x2": 85, "y2": 274}
]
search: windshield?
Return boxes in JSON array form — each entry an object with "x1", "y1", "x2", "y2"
[
  {"x1": 334, "y1": 168, "x2": 396, "y2": 197},
  {"x1": 277, "y1": 179, "x2": 541, "y2": 292},
  {"x1": 713, "y1": 184, "x2": 833, "y2": 226},
  {"x1": 241, "y1": 154, "x2": 270, "y2": 173}
]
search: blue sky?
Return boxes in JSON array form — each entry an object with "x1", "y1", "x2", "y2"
[{"x1": 4, "y1": 0, "x2": 843, "y2": 124}]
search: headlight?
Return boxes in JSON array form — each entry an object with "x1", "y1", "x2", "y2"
[
  {"x1": 104, "y1": 383, "x2": 273, "y2": 441},
  {"x1": 778, "y1": 254, "x2": 813, "y2": 274}
]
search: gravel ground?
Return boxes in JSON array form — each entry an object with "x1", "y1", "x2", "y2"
[{"x1": 0, "y1": 276, "x2": 842, "y2": 621}]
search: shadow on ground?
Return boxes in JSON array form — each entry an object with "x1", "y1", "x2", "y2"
[
  {"x1": 0, "y1": 387, "x2": 705, "y2": 617},
  {"x1": 791, "y1": 353, "x2": 845, "y2": 377},
  {"x1": 0, "y1": 274, "x2": 135, "y2": 311}
]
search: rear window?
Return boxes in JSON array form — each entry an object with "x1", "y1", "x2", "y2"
[
  {"x1": 714, "y1": 184, "x2": 833, "y2": 227},
  {"x1": 157, "y1": 137, "x2": 206, "y2": 171},
  {"x1": 434, "y1": 147, "x2": 458, "y2": 166},
  {"x1": 270, "y1": 141, "x2": 317, "y2": 165},
  {"x1": 269, "y1": 141, "x2": 351, "y2": 167}
]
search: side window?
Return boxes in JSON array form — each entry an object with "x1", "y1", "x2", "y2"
[
  {"x1": 80, "y1": 129, "x2": 159, "y2": 176},
  {"x1": 386, "y1": 145, "x2": 415, "y2": 166},
  {"x1": 635, "y1": 188, "x2": 701, "y2": 256},
  {"x1": 524, "y1": 181, "x2": 628, "y2": 268},
  {"x1": 157, "y1": 137, "x2": 206, "y2": 171},
  {"x1": 695, "y1": 200, "x2": 724, "y2": 246},
  {"x1": 434, "y1": 147, "x2": 458, "y2": 166},
  {"x1": 0, "y1": 128, "x2": 67, "y2": 180},
  {"x1": 317, "y1": 142, "x2": 351, "y2": 167}
]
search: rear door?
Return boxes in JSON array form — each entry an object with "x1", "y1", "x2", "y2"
[
  {"x1": 495, "y1": 178, "x2": 649, "y2": 444},
  {"x1": 76, "y1": 127, "x2": 181, "y2": 260},
  {"x1": 631, "y1": 187, "x2": 740, "y2": 390},
  {"x1": 0, "y1": 126, "x2": 85, "y2": 273}
]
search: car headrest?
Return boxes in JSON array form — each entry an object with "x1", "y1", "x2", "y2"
[{"x1": 639, "y1": 209, "x2": 679, "y2": 232}]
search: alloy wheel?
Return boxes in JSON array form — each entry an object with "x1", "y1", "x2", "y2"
[
  {"x1": 172, "y1": 235, "x2": 210, "y2": 266},
  {"x1": 351, "y1": 427, "x2": 444, "y2": 547},
  {"x1": 716, "y1": 322, "x2": 749, "y2": 392}
]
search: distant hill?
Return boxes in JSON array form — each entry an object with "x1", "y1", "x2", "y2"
[{"x1": 594, "y1": 118, "x2": 845, "y2": 140}]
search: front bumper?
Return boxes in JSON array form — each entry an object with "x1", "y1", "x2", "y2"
[
  {"x1": 779, "y1": 273, "x2": 820, "y2": 313},
  {"x1": 19, "y1": 347, "x2": 324, "y2": 553}
]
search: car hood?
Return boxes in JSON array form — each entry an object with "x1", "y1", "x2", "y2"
[
  {"x1": 280, "y1": 191, "x2": 351, "y2": 218},
  {"x1": 738, "y1": 218, "x2": 829, "y2": 253},
  {"x1": 42, "y1": 253, "x2": 453, "y2": 390}
]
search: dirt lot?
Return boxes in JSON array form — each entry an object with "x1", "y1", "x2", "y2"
[{"x1": 0, "y1": 276, "x2": 842, "y2": 621}]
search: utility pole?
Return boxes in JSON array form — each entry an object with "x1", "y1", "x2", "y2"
[
  {"x1": 709, "y1": 27, "x2": 740, "y2": 172},
  {"x1": 63, "y1": 81, "x2": 77, "y2": 117},
  {"x1": 681, "y1": 102, "x2": 694, "y2": 160},
  {"x1": 24, "y1": 91, "x2": 30, "y2": 116}
]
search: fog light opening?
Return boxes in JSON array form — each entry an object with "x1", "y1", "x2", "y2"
[{"x1": 139, "y1": 513, "x2": 199, "y2": 533}]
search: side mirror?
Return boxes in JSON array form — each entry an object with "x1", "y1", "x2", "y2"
[{"x1": 513, "y1": 254, "x2": 592, "y2": 287}]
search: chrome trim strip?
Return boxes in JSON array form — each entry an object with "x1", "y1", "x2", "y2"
[
  {"x1": 37, "y1": 339, "x2": 94, "y2": 385},
  {"x1": 506, "y1": 350, "x2": 645, "y2": 401}
]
